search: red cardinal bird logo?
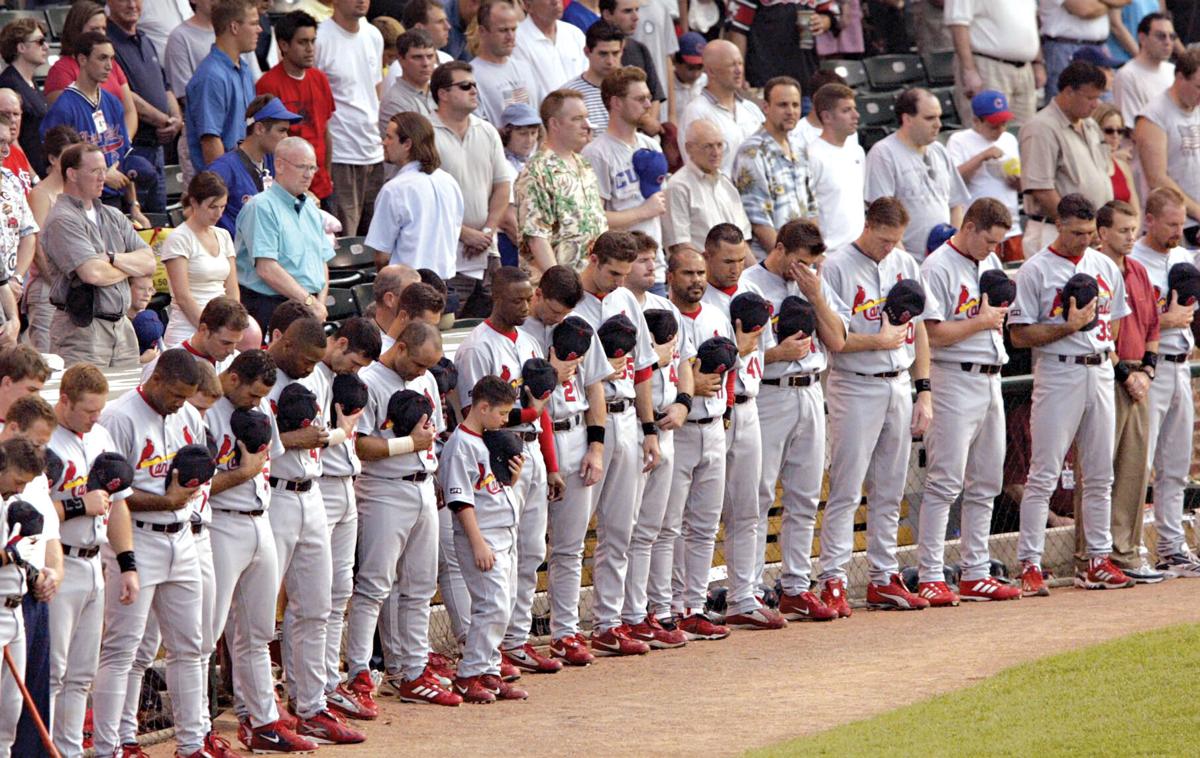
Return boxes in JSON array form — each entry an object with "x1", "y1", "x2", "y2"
[
  {"x1": 137, "y1": 438, "x2": 169, "y2": 474},
  {"x1": 500, "y1": 365, "x2": 512, "y2": 383},
  {"x1": 852, "y1": 285, "x2": 867, "y2": 313},
  {"x1": 217, "y1": 435, "x2": 235, "y2": 466},
  {"x1": 62, "y1": 460, "x2": 86, "y2": 495},
  {"x1": 1050, "y1": 288, "x2": 1064, "y2": 318},
  {"x1": 955, "y1": 284, "x2": 979, "y2": 316},
  {"x1": 475, "y1": 462, "x2": 501, "y2": 494},
  {"x1": 183, "y1": 426, "x2": 195, "y2": 445}
]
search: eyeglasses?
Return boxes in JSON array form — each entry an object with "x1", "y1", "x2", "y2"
[
  {"x1": 279, "y1": 157, "x2": 318, "y2": 174},
  {"x1": 1151, "y1": 31, "x2": 1178, "y2": 41},
  {"x1": 687, "y1": 141, "x2": 725, "y2": 152},
  {"x1": 1103, "y1": 127, "x2": 1131, "y2": 137},
  {"x1": 450, "y1": 81, "x2": 478, "y2": 92},
  {"x1": 23, "y1": 37, "x2": 47, "y2": 46}
]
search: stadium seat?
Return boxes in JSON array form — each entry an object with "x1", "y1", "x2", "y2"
[
  {"x1": 859, "y1": 126, "x2": 893, "y2": 152},
  {"x1": 327, "y1": 269, "x2": 365, "y2": 289},
  {"x1": 164, "y1": 165, "x2": 185, "y2": 203},
  {"x1": 0, "y1": 9, "x2": 45, "y2": 28},
  {"x1": 930, "y1": 86, "x2": 960, "y2": 128},
  {"x1": 324, "y1": 288, "x2": 358, "y2": 322},
  {"x1": 328, "y1": 236, "x2": 375, "y2": 270},
  {"x1": 44, "y1": 5, "x2": 69, "y2": 40},
  {"x1": 142, "y1": 212, "x2": 170, "y2": 229},
  {"x1": 820, "y1": 58, "x2": 868, "y2": 89},
  {"x1": 856, "y1": 92, "x2": 897, "y2": 126},
  {"x1": 352, "y1": 283, "x2": 374, "y2": 314},
  {"x1": 864, "y1": 54, "x2": 926, "y2": 91},
  {"x1": 167, "y1": 206, "x2": 186, "y2": 227},
  {"x1": 923, "y1": 50, "x2": 955, "y2": 87}
]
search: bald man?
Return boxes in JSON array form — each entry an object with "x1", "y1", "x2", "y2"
[
  {"x1": 371, "y1": 264, "x2": 421, "y2": 334},
  {"x1": 0, "y1": 89, "x2": 37, "y2": 193},
  {"x1": 678, "y1": 40, "x2": 764, "y2": 178},
  {"x1": 663, "y1": 120, "x2": 752, "y2": 254}
]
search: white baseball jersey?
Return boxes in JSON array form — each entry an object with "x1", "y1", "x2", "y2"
[
  {"x1": 100, "y1": 387, "x2": 206, "y2": 525},
  {"x1": 139, "y1": 340, "x2": 236, "y2": 384},
  {"x1": 0, "y1": 498, "x2": 31, "y2": 597},
  {"x1": 823, "y1": 243, "x2": 924, "y2": 374},
  {"x1": 676, "y1": 301, "x2": 734, "y2": 420},
  {"x1": 738, "y1": 261, "x2": 848, "y2": 377},
  {"x1": 204, "y1": 395, "x2": 274, "y2": 513},
  {"x1": 440, "y1": 426, "x2": 519, "y2": 530},
  {"x1": 1130, "y1": 240, "x2": 1195, "y2": 355},
  {"x1": 701, "y1": 284, "x2": 763, "y2": 396},
  {"x1": 517, "y1": 315, "x2": 611, "y2": 422},
  {"x1": 921, "y1": 243, "x2": 1009, "y2": 365},
  {"x1": 314, "y1": 361, "x2": 362, "y2": 477},
  {"x1": 49, "y1": 424, "x2": 120, "y2": 547},
  {"x1": 266, "y1": 367, "x2": 331, "y2": 482},
  {"x1": 455, "y1": 320, "x2": 545, "y2": 434},
  {"x1": 573, "y1": 287, "x2": 659, "y2": 401},
  {"x1": 2, "y1": 478, "x2": 59, "y2": 582},
  {"x1": 355, "y1": 361, "x2": 443, "y2": 479},
  {"x1": 641, "y1": 291, "x2": 693, "y2": 413},
  {"x1": 1009, "y1": 246, "x2": 1130, "y2": 356}
]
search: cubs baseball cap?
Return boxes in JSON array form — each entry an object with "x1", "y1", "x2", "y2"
[
  {"x1": 1072, "y1": 46, "x2": 1118, "y2": 69},
  {"x1": 970, "y1": 90, "x2": 1013, "y2": 125},
  {"x1": 501, "y1": 102, "x2": 542, "y2": 128},
  {"x1": 678, "y1": 32, "x2": 707, "y2": 65},
  {"x1": 632, "y1": 148, "x2": 669, "y2": 199},
  {"x1": 926, "y1": 223, "x2": 957, "y2": 255},
  {"x1": 249, "y1": 97, "x2": 302, "y2": 125}
]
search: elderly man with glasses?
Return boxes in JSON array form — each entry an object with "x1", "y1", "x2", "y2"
[{"x1": 663, "y1": 118, "x2": 751, "y2": 255}]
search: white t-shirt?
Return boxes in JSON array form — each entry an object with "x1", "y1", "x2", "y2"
[
  {"x1": 807, "y1": 135, "x2": 866, "y2": 252},
  {"x1": 943, "y1": 0, "x2": 1040, "y2": 62},
  {"x1": 159, "y1": 223, "x2": 236, "y2": 344},
  {"x1": 315, "y1": 18, "x2": 385, "y2": 165},
  {"x1": 1138, "y1": 91, "x2": 1200, "y2": 227},
  {"x1": 1038, "y1": 0, "x2": 1107, "y2": 42},
  {"x1": 581, "y1": 132, "x2": 663, "y2": 247},
  {"x1": 472, "y1": 56, "x2": 539, "y2": 128},
  {"x1": 1114, "y1": 59, "x2": 1176, "y2": 126},
  {"x1": 789, "y1": 115, "x2": 858, "y2": 154},
  {"x1": 945, "y1": 127, "x2": 1021, "y2": 238},
  {"x1": 511, "y1": 16, "x2": 587, "y2": 101}
]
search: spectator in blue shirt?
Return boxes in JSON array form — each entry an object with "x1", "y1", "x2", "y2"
[
  {"x1": 185, "y1": 0, "x2": 261, "y2": 173},
  {"x1": 235, "y1": 136, "x2": 333, "y2": 330},
  {"x1": 209, "y1": 94, "x2": 301, "y2": 236}
]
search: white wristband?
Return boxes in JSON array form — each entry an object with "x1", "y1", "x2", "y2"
[
  {"x1": 327, "y1": 428, "x2": 347, "y2": 447},
  {"x1": 387, "y1": 436, "x2": 415, "y2": 456}
]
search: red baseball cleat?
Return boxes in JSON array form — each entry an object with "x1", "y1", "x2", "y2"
[
  {"x1": 1020, "y1": 562, "x2": 1050, "y2": 597},
  {"x1": 916, "y1": 580, "x2": 960, "y2": 607},
  {"x1": 502, "y1": 642, "x2": 564, "y2": 673},
  {"x1": 1075, "y1": 556, "x2": 1135, "y2": 590},
  {"x1": 779, "y1": 590, "x2": 839, "y2": 621},
  {"x1": 428, "y1": 651, "x2": 457, "y2": 685},
  {"x1": 480, "y1": 673, "x2": 529, "y2": 700},
  {"x1": 677, "y1": 612, "x2": 731, "y2": 640},
  {"x1": 121, "y1": 743, "x2": 150, "y2": 758},
  {"x1": 627, "y1": 615, "x2": 688, "y2": 648},
  {"x1": 866, "y1": 574, "x2": 930, "y2": 610},
  {"x1": 202, "y1": 730, "x2": 241, "y2": 758},
  {"x1": 327, "y1": 681, "x2": 377, "y2": 720},
  {"x1": 498, "y1": 653, "x2": 522, "y2": 681},
  {"x1": 725, "y1": 605, "x2": 788, "y2": 630},
  {"x1": 275, "y1": 697, "x2": 299, "y2": 732},
  {"x1": 398, "y1": 669, "x2": 464, "y2": 706},
  {"x1": 820, "y1": 578, "x2": 853, "y2": 617},
  {"x1": 550, "y1": 633, "x2": 597, "y2": 665},
  {"x1": 345, "y1": 670, "x2": 379, "y2": 718},
  {"x1": 591, "y1": 625, "x2": 651, "y2": 655},
  {"x1": 294, "y1": 709, "x2": 366, "y2": 745},
  {"x1": 454, "y1": 675, "x2": 497, "y2": 704},
  {"x1": 245, "y1": 721, "x2": 319, "y2": 754},
  {"x1": 959, "y1": 575, "x2": 1021, "y2": 601}
]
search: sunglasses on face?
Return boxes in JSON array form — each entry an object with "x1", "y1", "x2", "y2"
[
  {"x1": 1103, "y1": 127, "x2": 1131, "y2": 138},
  {"x1": 450, "y1": 81, "x2": 478, "y2": 92}
]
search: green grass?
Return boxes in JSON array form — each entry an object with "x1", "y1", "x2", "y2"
[{"x1": 751, "y1": 623, "x2": 1200, "y2": 758}]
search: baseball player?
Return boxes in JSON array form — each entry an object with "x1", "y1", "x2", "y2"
[
  {"x1": 738, "y1": 219, "x2": 849, "y2": 621},
  {"x1": 442, "y1": 377, "x2": 528, "y2": 703},
  {"x1": 1129, "y1": 188, "x2": 1200, "y2": 577},
  {"x1": 515, "y1": 266, "x2": 610, "y2": 666},
  {"x1": 90, "y1": 349, "x2": 213, "y2": 758},
  {"x1": 571, "y1": 231, "x2": 662, "y2": 655},
  {"x1": 1009, "y1": 193, "x2": 1132, "y2": 595},
  {"x1": 664, "y1": 248, "x2": 736, "y2": 640},
  {"x1": 623, "y1": 234, "x2": 692, "y2": 648},
  {"x1": 46, "y1": 365, "x2": 139, "y2": 758},
  {"x1": 454, "y1": 267, "x2": 564, "y2": 675},
  {"x1": 345, "y1": 321, "x2": 460, "y2": 709},
  {"x1": 918, "y1": 198, "x2": 1022, "y2": 604},
  {"x1": 819, "y1": 197, "x2": 933, "y2": 612},
  {"x1": 264, "y1": 318, "x2": 366, "y2": 743},
  {"x1": 699, "y1": 224, "x2": 777, "y2": 627},
  {"x1": 303, "y1": 319, "x2": 381, "y2": 719},
  {"x1": 138, "y1": 297, "x2": 249, "y2": 383}
]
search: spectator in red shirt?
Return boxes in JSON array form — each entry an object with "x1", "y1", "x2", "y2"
[
  {"x1": 1072, "y1": 199, "x2": 1163, "y2": 582},
  {"x1": 255, "y1": 10, "x2": 336, "y2": 201}
]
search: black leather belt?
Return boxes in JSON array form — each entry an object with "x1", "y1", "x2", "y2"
[
  {"x1": 1056, "y1": 352, "x2": 1108, "y2": 366},
  {"x1": 1163, "y1": 353, "x2": 1188, "y2": 363},
  {"x1": 607, "y1": 400, "x2": 629, "y2": 413},
  {"x1": 734, "y1": 394, "x2": 750, "y2": 404},
  {"x1": 1043, "y1": 35, "x2": 1105, "y2": 46},
  {"x1": 269, "y1": 476, "x2": 313, "y2": 492},
  {"x1": 972, "y1": 50, "x2": 1030, "y2": 68},
  {"x1": 854, "y1": 370, "x2": 902, "y2": 378},
  {"x1": 687, "y1": 416, "x2": 717, "y2": 425},
  {"x1": 64, "y1": 544, "x2": 100, "y2": 559},
  {"x1": 57, "y1": 305, "x2": 122, "y2": 322},
  {"x1": 402, "y1": 472, "x2": 430, "y2": 482},
  {"x1": 552, "y1": 414, "x2": 583, "y2": 432},
  {"x1": 1026, "y1": 214, "x2": 1052, "y2": 224},
  {"x1": 960, "y1": 362, "x2": 1002, "y2": 375},
  {"x1": 3, "y1": 597, "x2": 19, "y2": 609},
  {"x1": 519, "y1": 431, "x2": 539, "y2": 443},
  {"x1": 762, "y1": 374, "x2": 817, "y2": 387},
  {"x1": 134, "y1": 519, "x2": 186, "y2": 533},
  {"x1": 215, "y1": 508, "x2": 265, "y2": 517}
]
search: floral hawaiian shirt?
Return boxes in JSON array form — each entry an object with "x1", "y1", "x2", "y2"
[
  {"x1": 515, "y1": 148, "x2": 608, "y2": 274},
  {"x1": 733, "y1": 127, "x2": 818, "y2": 246},
  {"x1": 0, "y1": 168, "x2": 36, "y2": 280}
]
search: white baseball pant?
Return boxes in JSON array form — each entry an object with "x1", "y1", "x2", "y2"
[
  {"x1": 669, "y1": 420, "x2": 727, "y2": 614},
  {"x1": 722, "y1": 400, "x2": 764, "y2": 614},
  {"x1": 318, "y1": 475, "x2": 357, "y2": 694},
  {"x1": 346, "y1": 477, "x2": 437, "y2": 682},
  {"x1": 919, "y1": 365, "x2": 1005, "y2": 583},
  {"x1": 271, "y1": 487, "x2": 332, "y2": 719},
  {"x1": 821, "y1": 371, "x2": 912, "y2": 585},
  {"x1": 209, "y1": 510, "x2": 280, "y2": 728},
  {"x1": 49, "y1": 553, "x2": 104, "y2": 758},
  {"x1": 1018, "y1": 359, "x2": 1116, "y2": 564},
  {"x1": 546, "y1": 424, "x2": 596, "y2": 640},
  {"x1": 623, "y1": 429, "x2": 672, "y2": 624},
  {"x1": 1145, "y1": 359, "x2": 1193, "y2": 556},
  {"x1": 454, "y1": 525, "x2": 517, "y2": 678},
  {"x1": 503, "y1": 444, "x2": 547, "y2": 649},
  {"x1": 591, "y1": 406, "x2": 641, "y2": 632},
  {"x1": 437, "y1": 506, "x2": 471, "y2": 646},
  {"x1": 756, "y1": 383, "x2": 826, "y2": 595},
  {"x1": 91, "y1": 527, "x2": 208, "y2": 757},
  {"x1": 0, "y1": 605, "x2": 24, "y2": 758}
]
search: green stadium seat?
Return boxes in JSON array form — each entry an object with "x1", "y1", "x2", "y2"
[
  {"x1": 352, "y1": 283, "x2": 374, "y2": 314},
  {"x1": 820, "y1": 59, "x2": 868, "y2": 89},
  {"x1": 864, "y1": 54, "x2": 926, "y2": 91},
  {"x1": 923, "y1": 50, "x2": 955, "y2": 87},
  {"x1": 856, "y1": 92, "x2": 897, "y2": 126},
  {"x1": 324, "y1": 288, "x2": 358, "y2": 322},
  {"x1": 328, "y1": 236, "x2": 375, "y2": 270}
]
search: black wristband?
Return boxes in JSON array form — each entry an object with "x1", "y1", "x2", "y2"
[
  {"x1": 641, "y1": 421, "x2": 658, "y2": 436},
  {"x1": 914, "y1": 378, "x2": 931, "y2": 394},
  {"x1": 116, "y1": 551, "x2": 137, "y2": 573},
  {"x1": 673, "y1": 392, "x2": 693, "y2": 413},
  {"x1": 63, "y1": 498, "x2": 87, "y2": 520},
  {"x1": 1113, "y1": 361, "x2": 1132, "y2": 384},
  {"x1": 586, "y1": 425, "x2": 605, "y2": 445},
  {"x1": 1142, "y1": 351, "x2": 1158, "y2": 369}
]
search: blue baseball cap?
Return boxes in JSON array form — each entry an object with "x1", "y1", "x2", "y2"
[
  {"x1": 678, "y1": 32, "x2": 706, "y2": 65},
  {"x1": 632, "y1": 148, "x2": 669, "y2": 198},
  {"x1": 501, "y1": 102, "x2": 542, "y2": 128},
  {"x1": 1072, "y1": 46, "x2": 1118, "y2": 69},
  {"x1": 926, "y1": 223, "x2": 957, "y2": 255},
  {"x1": 248, "y1": 97, "x2": 302, "y2": 125},
  {"x1": 970, "y1": 90, "x2": 1013, "y2": 125}
]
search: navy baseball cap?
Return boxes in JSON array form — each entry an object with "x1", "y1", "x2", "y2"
[
  {"x1": 1072, "y1": 46, "x2": 1118, "y2": 69},
  {"x1": 678, "y1": 32, "x2": 707, "y2": 65},
  {"x1": 970, "y1": 90, "x2": 1013, "y2": 125},
  {"x1": 249, "y1": 97, "x2": 302, "y2": 125},
  {"x1": 501, "y1": 102, "x2": 542, "y2": 128}
]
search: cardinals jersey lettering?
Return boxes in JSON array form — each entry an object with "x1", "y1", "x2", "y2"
[
  {"x1": 205, "y1": 395, "x2": 274, "y2": 513},
  {"x1": 738, "y1": 261, "x2": 848, "y2": 377},
  {"x1": 642, "y1": 292, "x2": 693, "y2": 413},
  {"x1": 921, "y1": 243, "x2": 1008, "y2": 365},
  {"x1": 48, "y1": 424, "x2": 119, "y2": 547},
  {"x1": 572, "y1": 287, "x2": 659, "y2": 402},
  {"x1": 355, "y1": 361, "x2": 444, "y2": 481},
  {"x1": 266, "y1": 366, "x2": 331, "y2": 482},
  {"x1": 822, "y1": 242, "x2": 923, "y2": 374},
  {"x1": 455, "y1": 320, "x2": 545, "y2": 434},
  {"x1": 315, "y1": 361, "x2": 362, "y2": 478},
  {"x1": 701, "y1": 284, "x2": 763, "y2": 397},
  {"x1": 1009, "y1": 246, "x2": 1130, "y2": 356},
  {"x1": 100, "y1": 386, "x2": 205, "y2": 525},
  {"x1": 1129, "y1": 240, "x2": 1196, "y2": 355},
  {"x1": 518, "y1": 315, "x2": 612, "y2": 422},
  {"x1": 677, "y1": 302, "x2": 734, "y2": 420},
  {"x1": 440, "y1": 425, "x2": 519, "y2": 530}
]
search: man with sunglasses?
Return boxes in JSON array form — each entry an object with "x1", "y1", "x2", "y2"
[{"x1": 1114, "y1": 12, "x2": 1178, "y2": 124}]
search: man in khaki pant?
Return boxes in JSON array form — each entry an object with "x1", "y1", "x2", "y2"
[{"x1": 1073, "y1": 200, "x2": 1164, "y2": 583}]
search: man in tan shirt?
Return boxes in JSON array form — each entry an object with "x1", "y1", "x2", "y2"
[
  {"x1": 662, "y1": 119, "x2": 751, "y2": 254},
  {"x1": 1018, "y1": 60, "x2": 1112, "y2": 257}
]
